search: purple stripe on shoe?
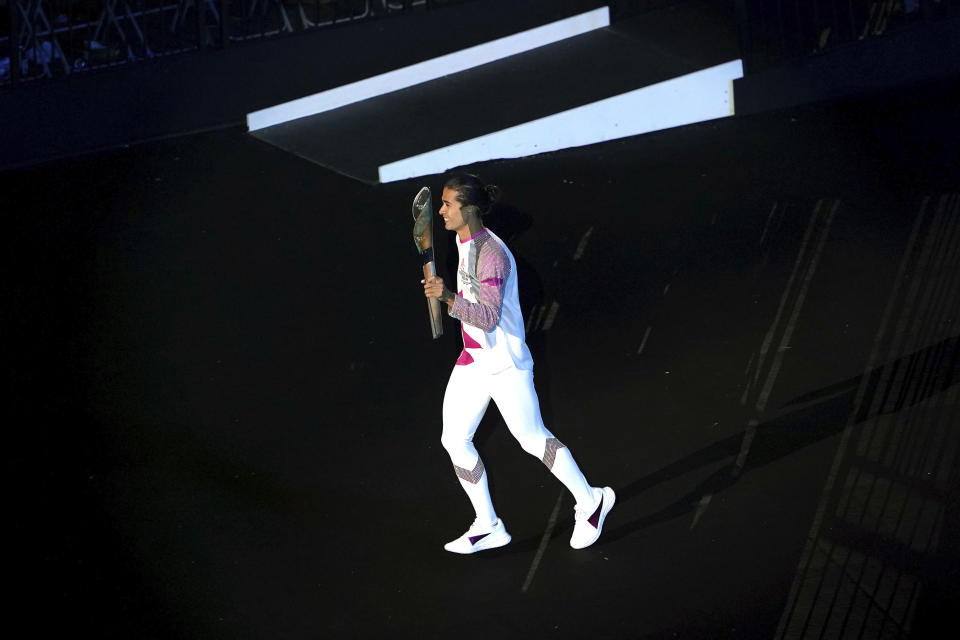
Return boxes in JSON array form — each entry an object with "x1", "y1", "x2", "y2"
[
  {"x1": 468, "y1": 532, "x2": 490, "y2": 545},
  {"x1": 588, "y1": 495, "x2": 604, "y2": 528}
]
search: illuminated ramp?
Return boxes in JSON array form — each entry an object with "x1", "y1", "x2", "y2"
[{"x1": 248, "y1": 3, "x2": 741, "y2": 183}]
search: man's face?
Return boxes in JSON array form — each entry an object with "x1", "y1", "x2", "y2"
[{"x1": 440, "y1": 187, "x2": 468, "y2": 233}]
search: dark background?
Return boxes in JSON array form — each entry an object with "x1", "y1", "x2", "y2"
[{"x1": 4, "y1": 0, "x2": 959, "y2": 637}]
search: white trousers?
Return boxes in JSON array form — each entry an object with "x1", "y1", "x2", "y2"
[{"x1": 440, "y1": 364, "x2": 594, "y2": 524}]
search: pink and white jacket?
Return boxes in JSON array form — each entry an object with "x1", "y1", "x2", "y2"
[{"x1": 449, "y1": 229, "x2": 534, "y2": 373}]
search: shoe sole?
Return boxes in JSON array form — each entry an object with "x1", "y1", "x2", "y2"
[{"x1": 571, "y1": 486, "x2": 616, "y2": 549}]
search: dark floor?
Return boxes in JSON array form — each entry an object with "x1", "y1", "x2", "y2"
[{"x1": 5, "y1": 77, "x2": 960, "y2": 638}]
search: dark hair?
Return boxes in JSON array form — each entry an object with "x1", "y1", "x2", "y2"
[{"x1": 443, "y1": 173, "x2": 501, "y2": 218}]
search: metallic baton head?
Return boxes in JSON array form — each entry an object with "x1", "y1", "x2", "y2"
[{"x1": 412, "y1": 186, "x2": 432, "y2": 221}]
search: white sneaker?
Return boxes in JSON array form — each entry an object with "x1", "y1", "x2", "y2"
[
  {"x1": 570, "y1": 487, "x2": 616, "y2": 549},
  {"x1": 444, "y1": 518, "x2": 511, "y2": 554}
]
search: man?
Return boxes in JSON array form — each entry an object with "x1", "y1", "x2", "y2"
[{"x1": 422, "y1": 174, "x2": 614, "y2": 554}]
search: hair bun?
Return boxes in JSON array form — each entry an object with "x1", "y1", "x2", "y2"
[{"x1": 443, "y1": 173, "x2": 500, "y2": 216}]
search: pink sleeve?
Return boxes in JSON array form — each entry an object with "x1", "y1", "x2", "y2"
[{"x1": 449, "y1": 243, "x2": 510, "y2": 333}]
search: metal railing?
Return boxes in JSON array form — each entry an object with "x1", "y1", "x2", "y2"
[
  {"x1": 1, "y1": 0, "x2": 466, "y2": 87},
  {"x1": 736, "y1": 0, "x2": 958, "y2": 74}
]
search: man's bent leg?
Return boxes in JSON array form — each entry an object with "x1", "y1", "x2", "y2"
[{"x1": 491, "y1": 368, "x2": 594, "y2": 509}]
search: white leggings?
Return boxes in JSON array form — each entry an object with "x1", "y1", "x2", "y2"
[{"x1": 440, "y1": 364, "x2": 594, "y2": 523}]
